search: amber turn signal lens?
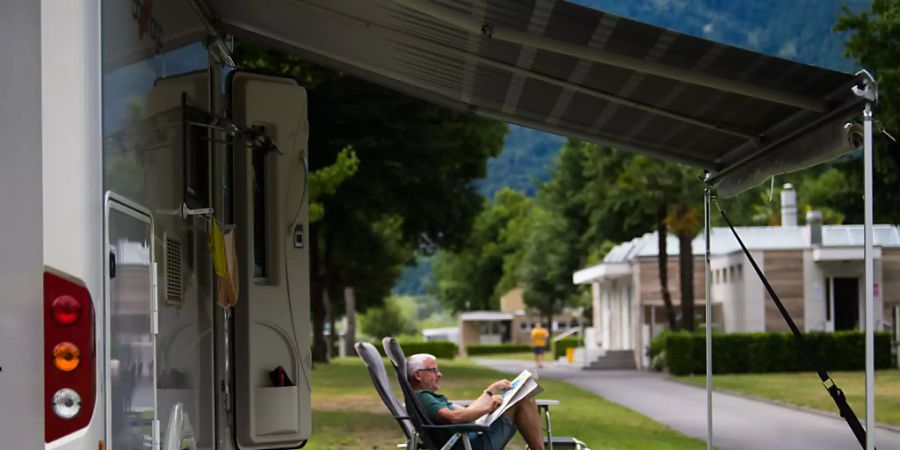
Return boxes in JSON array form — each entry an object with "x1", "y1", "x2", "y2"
[
  {"x1": 51, "y1": 295, "x2": 81, "y2": 325},
  {"x1": 53, "y1": 342, "x2": 81, "y2": 372}
]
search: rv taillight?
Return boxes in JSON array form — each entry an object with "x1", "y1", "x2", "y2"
[
  {"x1": 44, "y1": 272, "x2": 95, "y2": 443},
  {"x1": 51, "y1": 295, "x2": 81, "y2": 325},
  {"x1": 52, "y1": 342, "x2": 81, "y2": 372}
]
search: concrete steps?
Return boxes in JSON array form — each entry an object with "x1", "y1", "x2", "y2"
[{"x1": 584, "y1": 350, "x2": 635, "y2": 370}]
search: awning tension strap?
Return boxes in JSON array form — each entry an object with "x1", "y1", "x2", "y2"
[{"x1": 716, "y1": 201, "x2": 872, "y2": 450}]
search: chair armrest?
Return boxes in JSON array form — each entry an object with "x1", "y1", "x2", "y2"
[{"x1": 422, "y1": 423, "x2": 490, "y2": 433}]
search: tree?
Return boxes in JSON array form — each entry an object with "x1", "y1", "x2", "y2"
[
  {"x1": 835, "y1": 0, "x2": 900, "y2": 225},
  {"x1": 520, "y1": 207, "x2": 579, "y2": 325},
  {"x1": 236, "y1": 44, "x2": 507, "y2": 362},
  {"x1": 614, "y1": 156, "x2": 687, "y2": 330},
  {"x1": 359, "y1": 296, "x2": 416, "y2": 340},
  {"x1": 432, "y1": 188, "x2": 533, "y2": 312}
]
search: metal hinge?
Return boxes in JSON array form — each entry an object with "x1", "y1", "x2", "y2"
[
  {"x1": 151, "y1": 261, "x2": 159, "y2": 335},
  {"x1": 152, "y1": 418, "x2": 161, "y2": 450}
]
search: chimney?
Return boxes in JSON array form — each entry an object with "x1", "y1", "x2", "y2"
[
  {"x1": 807, "y1": 210, "x2": 823, "y2": 247},
  {"x1": 781, "y1": 183, "x2": 797, "y2": 226}
]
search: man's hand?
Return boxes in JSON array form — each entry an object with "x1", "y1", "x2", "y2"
[
  {"x1": 490, "y1": 395, "x2": 503, "y2": 411},
  {"x1": 487, "y1": 379, "x2": 511, "y2": 394}
]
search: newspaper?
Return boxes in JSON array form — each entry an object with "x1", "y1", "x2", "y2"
[{"x1": 474, "y1": 370, "x2": 543, "y2": 427}]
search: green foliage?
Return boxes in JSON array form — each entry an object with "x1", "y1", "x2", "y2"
[
  {"x1": 432, "y1": 188, "x2": 534, "y2": 312},
  {"x1": 359, "y1": 297, "x2": 416, "y2": 341},
  {"x1": 553, "y1": 337, "x2": 584, "y2": 359},
  {"x1": 835, "y1": 0, "x2": 900, "y2": 225},
  {"x1": 659, "y1": 331, "x2": 892, "y2": 376},
  {"x1": 466, "y1": 344, "x2": 532, "y2": 356},
  {"x1": 370, "y1": 339, "x2": 458, "y2": 360},
  {"x1": 307, "y1": 146, "x2": 359, "y2": 223}
]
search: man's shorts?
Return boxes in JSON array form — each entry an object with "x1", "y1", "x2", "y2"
[
  {"x1": 469, "y1": 415, "x2": 517, "y2": 450},
  {"x1": 532, "y1": 346, "x2": 545, "y2": 355}
]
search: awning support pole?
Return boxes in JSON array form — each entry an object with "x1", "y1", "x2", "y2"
[
  {"x1": 704, "y1": 174, "x2": 713, "y2": 450},
  {"x1": 863, "y1": 102, "x2": 875, "y2": 450}
]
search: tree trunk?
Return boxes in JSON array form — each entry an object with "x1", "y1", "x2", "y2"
[
  {"x1": 310, "y1": 222, "x2": 329, "y2": 363},
  {"x1": 657, "y1": 204, "x2": 678, "y2": 330},
  {"x1": 344, "y1": 286, "x2": 357, "y2": 356},
  {"x1": 324, "y1": 289, "x2": 334, "y2": 359},
  {"x1": 678, "y1": 231, "x2": 695, "y2": 331}
]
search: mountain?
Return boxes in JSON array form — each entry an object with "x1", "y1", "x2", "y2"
[
  {"x1": 573, "y1": 0, "x2": 869, "y2": 72},
  {"x1": 476, "y1": 125, "x2": 565, "y2": 198}
]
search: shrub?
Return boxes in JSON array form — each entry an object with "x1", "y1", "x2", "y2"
[
  {"x1": 371, "y1": 339, "x2": 458, "y2": 360},
  {"x1": 661, "y1": 331, "x2": 891, "y2": 375},
  {"x1": 553, "y1": 337, "x2": 583, "y2": 359},
  {"x1": 467, "y1": 344, "x2": 531, "y2": 355}
]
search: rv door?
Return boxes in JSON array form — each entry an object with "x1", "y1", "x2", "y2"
[
  {"x1": 104, "y1": 193, "x2": 159, "y2": 450},
  {"x1": 229, "y1": 71, "x2": 312, "y2": 449}
]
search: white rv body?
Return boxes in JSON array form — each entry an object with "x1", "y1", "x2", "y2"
[{"x1": 1, "y1": 1, "x2": 311, "y2": 448}]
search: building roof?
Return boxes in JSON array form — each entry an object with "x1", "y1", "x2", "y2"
[
  {"x1": 574, "y1": 224, "x2": 900, "y2": 284},
  {"x1": 459, "y1": 311, "x2": 515, "y2": 321}
]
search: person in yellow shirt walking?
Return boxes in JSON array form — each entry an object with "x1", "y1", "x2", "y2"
[{"x1": 529, "y1": 322, "x2": 550, "y2": 368}]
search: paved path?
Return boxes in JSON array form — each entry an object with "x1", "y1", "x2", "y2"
[{"x1": 474, "y1": 358, "x2": 900, "y2": 450}]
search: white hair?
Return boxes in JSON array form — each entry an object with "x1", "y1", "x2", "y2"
[{"x1": 406, "y1": 353, "x2": 437, "y2": 381}]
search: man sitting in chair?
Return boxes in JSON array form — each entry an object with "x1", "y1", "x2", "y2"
[{"x1": 408, "y1": 353, "x2": 546, "y2": 450}]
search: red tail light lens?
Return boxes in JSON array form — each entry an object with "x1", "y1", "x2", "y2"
[
  {"x1": 51, "y1": 295, "x2": 81, "y2": 325},
  {"x1": 44, "y1": 271, "x2": 95, "y2": 443}
]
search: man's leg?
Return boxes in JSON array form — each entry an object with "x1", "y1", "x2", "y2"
[{"x1": 508, "y1": 397, "x2": 545, "y2": 450}]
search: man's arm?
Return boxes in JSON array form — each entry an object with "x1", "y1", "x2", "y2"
[
  {"x1": 434, "y1": 392, "x2": 497, "y2": 424},
  {"x1": 434, "y1": 379, "x2": 511, "y2": 424}
]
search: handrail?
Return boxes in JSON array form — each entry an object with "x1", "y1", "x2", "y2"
[{"x1": 551, "y1": 327, "x2": 580, "y2": 342}]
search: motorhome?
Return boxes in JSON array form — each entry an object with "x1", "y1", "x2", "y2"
[{"x1": 1, "y1": 0, "x2": 882, "y2": 449}]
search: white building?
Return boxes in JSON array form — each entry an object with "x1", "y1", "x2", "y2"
[{"x1": 574, "y1": 190, "x2": 900, "y2": 368}]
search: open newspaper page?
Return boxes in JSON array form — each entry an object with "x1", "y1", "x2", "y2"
[{"x1": 474, "y1": 370, "x2": 543, "y2": 426}]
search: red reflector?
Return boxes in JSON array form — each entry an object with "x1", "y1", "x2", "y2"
[{"x1": 51, "y1": 295, "x2": 81, "y2": 325}]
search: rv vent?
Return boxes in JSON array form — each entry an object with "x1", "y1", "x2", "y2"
[{"x1": 165, "y1": 237, "x2": 183, "y2": 306}]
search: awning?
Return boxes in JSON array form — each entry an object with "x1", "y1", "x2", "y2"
[
  {"x1": 572, "y1": 262, "x2": 630, "y2": 284},
  {"x1": 209, "y1": 0, "x2": 873, "y2": 196}
]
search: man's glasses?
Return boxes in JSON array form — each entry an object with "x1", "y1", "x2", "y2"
[{"x1": 416, "y1": 368, "x2": 440, "y2": 374}]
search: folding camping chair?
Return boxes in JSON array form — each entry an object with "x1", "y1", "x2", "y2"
[{"x1": 354, "y1": 341, "x2": 418, "y2": 448}]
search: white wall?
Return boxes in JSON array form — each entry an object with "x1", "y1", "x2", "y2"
[
  {"x1": 743, "y1": 251, "x2": 767, "y2": 332},
  {"x1": 804, "y1": 250, "x2": 828, "y2": 331},
  {"x1": 0, "y1": 1, "x2": 45, "y2": 447}
]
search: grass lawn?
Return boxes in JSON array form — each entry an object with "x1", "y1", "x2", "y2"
[
  {"x1": 306, "y1": 357, "x2": 705, "y2": 450},
  {"x1": 677, "y1": 370, "x2": 900, "y2": 426}
]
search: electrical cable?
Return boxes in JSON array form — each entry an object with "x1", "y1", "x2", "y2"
[{"x1": 278, "y1": 112, "x2": 312, "y2": 394}]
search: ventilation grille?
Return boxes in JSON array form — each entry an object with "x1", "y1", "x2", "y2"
[{"x1": 165, "y1": 237, "x2": 183, "y2": 306}]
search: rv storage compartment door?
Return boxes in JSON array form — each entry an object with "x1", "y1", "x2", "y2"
[{"x1": 230, "y1": 71, "x2": 311, "y2": 449}]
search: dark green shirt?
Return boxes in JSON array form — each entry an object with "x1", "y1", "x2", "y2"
[{"x1": 416, "y1": 390, "x2": 455, "y2": 420}]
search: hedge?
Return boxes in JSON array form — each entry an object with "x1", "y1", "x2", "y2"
[
  {"x1": 656, "y1": 331, "x2": 892, "y2": 376},
  {"x1": 553, "y1": 337, "x2": 583, "y2": 359},
  {"x1": 363, "y1": 339, "x2": 458, "y2": 360},
  {"x1": 467, "y1": 344, "x2": 532, "y2": 355}
]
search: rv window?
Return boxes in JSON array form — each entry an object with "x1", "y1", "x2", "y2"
[
  {"x1": 251, "y1": 127, "x2": 269, "y2": 279},
  {"x1": 183, "y1": 101, "x2": 210, "y2": 210}
]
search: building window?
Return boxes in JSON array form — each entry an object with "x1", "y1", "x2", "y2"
[{"x1": 519, "y1": 322, "x2": 528, "y2": 330}]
